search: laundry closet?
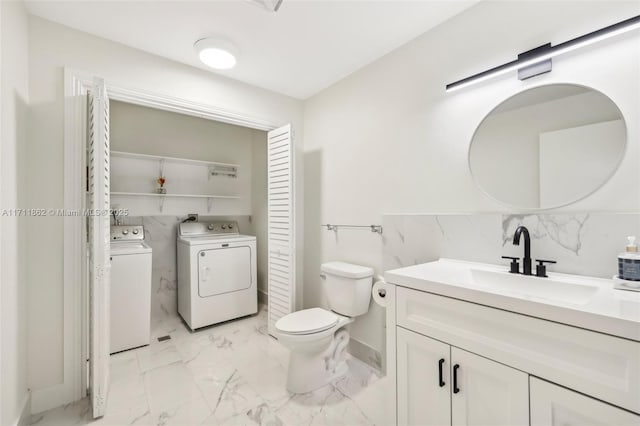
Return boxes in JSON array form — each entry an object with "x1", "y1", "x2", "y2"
[{"x1": 108, "y1": 100, "x2": 270, "y2": 343}]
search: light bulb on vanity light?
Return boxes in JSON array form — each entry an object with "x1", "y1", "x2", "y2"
[{"x1": 194, "y1": 37, "x2": 238, "y2": 70}]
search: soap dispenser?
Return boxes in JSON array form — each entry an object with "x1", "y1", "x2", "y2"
[{"x1": 618, "y1": 236, "x2": 640, "y2": 281}]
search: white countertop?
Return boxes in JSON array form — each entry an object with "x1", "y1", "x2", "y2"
[{"x1": 385, "y1": 258, "x2": 640, "y2": 342}]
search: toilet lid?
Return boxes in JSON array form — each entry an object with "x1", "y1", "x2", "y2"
[{"x1": 275, "y1": 308, "x2": 339, "y2": 335}]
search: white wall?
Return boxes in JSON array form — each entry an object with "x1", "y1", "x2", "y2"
[
  {"x1": 1, "y1": 1, "x2": 30, "y2": 424},
  {"x1": 303, "y1": 1, "x2": 640, "y2": 356},
  {"x1": 110, "y1": 100, "x2": 265, "y2": 216},
  {"x1": 27, "y1": 15, "x2": 303, "y2": 413}
]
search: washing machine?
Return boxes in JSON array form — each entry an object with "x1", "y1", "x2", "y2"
[
  {"x1": 177, "y1": 221, "x2": 257, "y2": 330},
  {"x1": 110, "y1": 225, "x2": 152, "y2": 353}
]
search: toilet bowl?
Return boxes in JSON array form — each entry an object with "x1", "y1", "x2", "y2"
[
  {"x1": 275, "y1": 308, "x2": 353, "y2": 393},
  {"x1": 275, "y1": 262, "x2": 374, "y2": 394}
]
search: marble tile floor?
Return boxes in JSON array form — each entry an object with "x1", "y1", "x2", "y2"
[{"x1": 30, "y1": 307, "x2": 389, "y2": 426}]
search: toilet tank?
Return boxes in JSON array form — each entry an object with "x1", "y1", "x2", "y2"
[{"x1": 321, "y1": 262, "x2": 374, "y2": 317}]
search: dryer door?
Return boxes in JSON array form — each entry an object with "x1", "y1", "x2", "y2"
[{"x1": 198, "y1": 246, "x2": 252, "y2": 297}]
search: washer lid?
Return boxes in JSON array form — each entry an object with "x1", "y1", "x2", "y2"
[
  {"x1": 275, "y1": 308, "x2": 339, "y2": 335},
  {"x1": 110, "y1": 241, "x2": 152, "y2": 255}
]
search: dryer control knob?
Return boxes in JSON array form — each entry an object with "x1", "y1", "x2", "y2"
[
  {"x1": 207, "y1": 224, "x2": 214, "y2": 230},
  {"x1": 221, "y1": 224, "x2": 227, "y2": 230},
  {"x1": 122, "y1": 230, "x2": 129, "y2": 235},
  {"x1": 228, "y1": 224, "x2": 234, "y2": 229},
  {"x1": 132, "y1": 229, "x2": 139, "y2": 235}
]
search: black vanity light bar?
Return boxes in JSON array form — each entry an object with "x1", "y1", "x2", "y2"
[{"x1": 446, "y1": 14, "x2": 640, "y2": 93}]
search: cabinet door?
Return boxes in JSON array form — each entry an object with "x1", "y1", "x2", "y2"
[
  {"x1": 451, "y1": 347, "x2": 529, "y2": 426},
  {"x1": 397, "y1": 327, "x2": 451, "y2": 426},
  {"x1": 531, "y1": 377, "x2": 640, "y2": 426}
]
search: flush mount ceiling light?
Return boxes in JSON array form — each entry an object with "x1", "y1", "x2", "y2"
[
  {"x1": 194, "y1": 38, "x2": 238, "y2": 70},
  {"x1": 446, "y1": 14, "x2": 640, "y2": 93}
]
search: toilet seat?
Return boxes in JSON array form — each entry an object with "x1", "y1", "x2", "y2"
[{"x1": 275, "y1": 308, "x2": 339, "y2": 335}]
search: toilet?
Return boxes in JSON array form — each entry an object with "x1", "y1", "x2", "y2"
[{"x1": 275, "y1": 261, "x2": 374, "y2": 394}]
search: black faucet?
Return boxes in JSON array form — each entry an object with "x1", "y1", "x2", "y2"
[
  {"x1": 513, "y1": 225, "x2": 532, "y2": 275},
  {"x1": 502, "y1": 225, "x2": 557, "y2": 277}
]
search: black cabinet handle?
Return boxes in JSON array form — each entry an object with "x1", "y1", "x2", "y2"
[
  {"x1": 453, "y1": 364, "x2": 460, "y2": 394},
  {"x1": 438, "y1": 358, "x2": 445, "y2": 387}
]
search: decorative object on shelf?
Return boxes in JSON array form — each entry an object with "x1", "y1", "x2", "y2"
[
  {"x1": 156, "y1": 176, "x2": 167, "y2": 194},
  {"x1": 110, "y1": 151, "x2": 240, "y2": 179},
  {"x1": 209, "y1": 164, "x2": 237, "y2": 178}
]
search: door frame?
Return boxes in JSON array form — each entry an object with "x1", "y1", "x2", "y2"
[{"x1": 47, "y1": 67, "x2": 286, "y2": 414}]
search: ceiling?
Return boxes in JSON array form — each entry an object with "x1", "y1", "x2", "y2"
[{"x1": 25, "y1": 0, "x2": 480, "y2": 99}]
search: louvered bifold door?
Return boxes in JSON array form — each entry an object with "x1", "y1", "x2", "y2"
[
  {"x1": 267, "y1": 124, "x2": 295, "y2": 336},
  {"x1": 88, "y1": 77, "x2": 111, "y2": 418}
]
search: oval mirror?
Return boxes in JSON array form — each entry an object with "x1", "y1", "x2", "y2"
[{"x1": 469, "y1": 84, "x2": 626, "y2": 210}]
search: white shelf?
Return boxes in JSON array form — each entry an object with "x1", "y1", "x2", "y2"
[
  {"x1": 110, "y1": 192, "x2": 240, "y2": 213},
  {"x1": 110, "y1": 150, "x2": 239, "y2": 169},
  {"x1": 110, "y1": 150, "x2": 241, "y2": 213},
  {"x1": 111, "y1": 192, "x2": 239, "y2": 199}
]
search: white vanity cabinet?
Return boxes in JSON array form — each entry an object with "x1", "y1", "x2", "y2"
[
  {"x1": 530, "y1": 378, "x2": 640, "y2": 426},
  {"x1": 397, "y1": 327, "x2": 529, "y2": 426},
  {"x1": 385, "y1": 271, "x2": 640, "y2": 426}
]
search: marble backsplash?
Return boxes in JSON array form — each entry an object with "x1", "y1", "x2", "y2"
[
  {"x1": 382, "y1": 213, "x2": 640, "y2": 279},
  {"x1": 116, "y1": 215, "x2": 252, "y2": 325}
]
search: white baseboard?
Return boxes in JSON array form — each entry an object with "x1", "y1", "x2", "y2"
[
  {"x1": 258, "y1": 289, "x2": 268, "y2": 304},
  {"x1": 348, "y1": 338, "x2": 383, "y2": 373},
  {"x1": 12, "y1": 391, "x2": 31, "y2": 426}
]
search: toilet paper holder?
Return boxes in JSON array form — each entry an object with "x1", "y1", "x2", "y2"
[{"x1": 372, "y1": 278, "x2": 388, "y2": 307}]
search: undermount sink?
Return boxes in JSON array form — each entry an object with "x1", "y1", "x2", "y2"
[
  {"x1": 469, "y1": 268, "x2": 599, "y2": 305},
  {"x1": 384, "y1": 258, "x2": 640, "y2": 341}
]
